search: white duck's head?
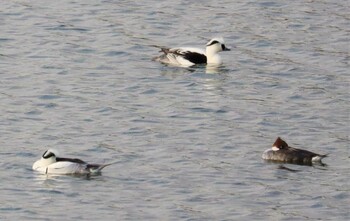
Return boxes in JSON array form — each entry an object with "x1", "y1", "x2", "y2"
[
  {"x1": 206, "y1": 37, "x2": 230, "y2": 53},
  {"x1": 205, "y1": 37, "x2": 230, "y2": 64},
  {"x1": 32, "y1": 149, "x2": 59, "y2": 170},
  {"x1": 42, "y1": 149, "x2": 59, "y2": 160}
]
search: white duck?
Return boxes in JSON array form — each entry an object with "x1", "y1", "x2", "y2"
[
  {"x1": 32, "y1": 149, "x2": 112, "y2": 175},
  {"x1": 154, "y1": 37, "x2": 230, "y2": 67}
]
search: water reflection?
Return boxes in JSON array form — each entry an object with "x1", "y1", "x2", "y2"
[
  {"x1": 266, "y1": 159, "x2": 328, "y2": 167},
  {"x1": 158, "y1": 63, "x2": 231, "y2": 76},
  {"x1": 277, "y1": 165, "x2": 301, "y2": 172},
  {"x1": 33, "y1": 172, "x2": 105, "y2": 184},
  {"x1": 205, "y1": 64, "x2": 222, "y2": 74}
]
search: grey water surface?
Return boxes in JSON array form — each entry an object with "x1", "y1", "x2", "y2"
[{"x1": 1, "y1": 0, "x2": 349, "y2": 220}]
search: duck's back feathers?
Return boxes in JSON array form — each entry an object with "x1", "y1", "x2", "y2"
[
  {"x1": 156, "y1": 47, "x2": 206, "y2": 66},
  {"x1": 272, "y1": 147, "x2": 327, "y2": 164},
  {"x1": 43, "y1": 161, "x2": 112, "y2": 174},
  {"x1": 56, "y1": 157, "x2": 87, "y2": 164}
]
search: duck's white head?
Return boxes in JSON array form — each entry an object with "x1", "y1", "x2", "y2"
[
  {"x1": 42, "y1": 148, "x2": 59, "y2": 160},
  {"x1": 32, "y1": 149, "x2": 59, "y2": 170},
  {"x1": 205, "y1": 37, "x2": 230, "y2": 64},
  {"x1": 206, "y1": 37, "x2": 230, "y2": 53}
]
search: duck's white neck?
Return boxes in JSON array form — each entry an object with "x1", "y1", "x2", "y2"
[{"x1": 206, "y1": 48, "x2": 222, "y2": 64}]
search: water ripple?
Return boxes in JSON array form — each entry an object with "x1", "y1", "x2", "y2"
[{"x1": 0, "y1": 0, "x2": 348, "y2": 220}]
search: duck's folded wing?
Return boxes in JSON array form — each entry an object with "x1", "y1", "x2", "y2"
[
  {"x1": 46, "y1": 162, "x2": 88, "y2": 174},
  {"x1": 163, "y1": 47, "x2": 205, "y2": 66},
  {"x1": 165, "y1": 53, "x2": 195, "y2": 66}
]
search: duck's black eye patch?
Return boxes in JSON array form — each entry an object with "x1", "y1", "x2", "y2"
[
  {"x1": 222, "y1": 44, "x2": 226, "y2": 50},
  {"x1": 207, "y1": 40, "x2": 219, "y2": 46}
]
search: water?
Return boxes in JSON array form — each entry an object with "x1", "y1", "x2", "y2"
[{"x1": 0, "y1": 0, "x2": 349, "y2": 220}]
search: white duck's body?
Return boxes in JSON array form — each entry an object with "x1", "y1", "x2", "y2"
[
  {"x1": 154, "y1": 37, "x2": 230, "y2": 67},
  {"x1": 32, "y1": 149, "x2": 111, "y2": 175}
]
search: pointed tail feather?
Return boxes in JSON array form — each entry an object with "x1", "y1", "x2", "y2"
[{"x1": 87, "y1": 163, "x2": 114, "y2": 174}]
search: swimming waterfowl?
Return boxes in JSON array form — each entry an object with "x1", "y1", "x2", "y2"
[
  {"x1": 32, "y1": 149, "x2": 112, "y2": 175},
  {"x1": 154, "y1": 37, "x2": 230, "y2": 67},
  {"x1": 262, "y1": 137, "x2": 327, "y2": 165}
]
